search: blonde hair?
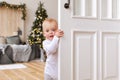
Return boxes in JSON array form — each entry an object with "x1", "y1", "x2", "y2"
[{"x1": 42, "y1": 18, "x2": 58, "y2": 30}]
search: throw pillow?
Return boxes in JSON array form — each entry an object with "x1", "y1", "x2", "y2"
[
  {"x1": 0, "y1": 36, "x2": 6, "y2": 44},
  {"x1": 6, "y1": 35, "x2": 21, "y2": 44}
]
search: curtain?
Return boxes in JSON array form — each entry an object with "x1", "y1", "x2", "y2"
[{"x1": 0, "y1": 7, "x2": 24, "y2": 37}]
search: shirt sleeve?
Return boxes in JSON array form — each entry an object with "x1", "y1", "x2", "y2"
[{"x1": 43, "y1": 36, "x2": 59, "y2": 55}]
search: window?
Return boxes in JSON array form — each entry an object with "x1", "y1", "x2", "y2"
[
  {"x1": 73, "y1": 0, "x2": 97, "y2": 18},
  {"x1": 73, "y1": 0, "x2": 120, "y2": 20},
  {"x1": 101, "y1": 0, "x2": 120, "y2": 19}
]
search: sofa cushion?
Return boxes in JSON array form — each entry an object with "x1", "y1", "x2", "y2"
[{"x1": 6, "y1": 35, "x2": 21, "y2": 44}]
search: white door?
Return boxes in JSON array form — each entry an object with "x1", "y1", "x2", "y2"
[{"x1": 58, "y1": 0, "x2": 120, "y2": 80}]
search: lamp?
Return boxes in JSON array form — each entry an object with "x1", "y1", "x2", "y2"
[{"x1": 17, "y1": 27, "x2": 22, "y2": 35}]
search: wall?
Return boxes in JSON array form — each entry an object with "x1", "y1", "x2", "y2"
[{"x1": 0, "y1": 0, "x2": 58, "y2": 41}]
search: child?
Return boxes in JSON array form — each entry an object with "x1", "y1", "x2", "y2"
[{"x1": 42, "y1": 18, "x2": 64, "y2": 80}]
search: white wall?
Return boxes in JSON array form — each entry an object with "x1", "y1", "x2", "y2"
[{"x1": 0, "y1": 0, "x2": 58, "y2": 41}]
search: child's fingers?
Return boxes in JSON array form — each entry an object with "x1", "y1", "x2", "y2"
[{"x1": 59, "y1": 30, "x2": 64, "y2": 33}]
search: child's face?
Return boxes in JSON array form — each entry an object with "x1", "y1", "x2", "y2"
[{"x1": 43, "y1": 22, "x2": 58, "y2": 40}]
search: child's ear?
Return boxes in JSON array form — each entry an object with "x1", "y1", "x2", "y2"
[{"x1": 43, "y1": 32, "x2": 46, "y2": 37}]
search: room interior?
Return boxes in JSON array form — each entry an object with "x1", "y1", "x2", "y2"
[
  {"x1": 0, "y1": 0, "x2": 58, "y2": 80},
  {"x1": 1, "y1": 0, "x2": 120, "y2": 80}
]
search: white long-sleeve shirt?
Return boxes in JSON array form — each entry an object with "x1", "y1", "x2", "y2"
[{"x1": 43, "y1": 36, "x2": 59, "y2": 79}]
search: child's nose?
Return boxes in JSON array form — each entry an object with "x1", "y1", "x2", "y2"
[{"x1": 49, "y1": 30, "x2": 54, "y2": 33}]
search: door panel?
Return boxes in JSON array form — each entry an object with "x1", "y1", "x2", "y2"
[
  {"x1": 102, "y1": 32, "x2": 120, "y2": 80},
  {"x1": 72, "y1": 30, "x2": 97, "y2": 80}
]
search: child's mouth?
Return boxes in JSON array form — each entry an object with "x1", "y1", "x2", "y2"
[{"x1": 50, "y1": 35, "x2": 54, "y2": 38}]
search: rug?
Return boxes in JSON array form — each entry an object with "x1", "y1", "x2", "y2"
[{"x1": 0, "y1": 64, "x2": 27, "y2": 70}]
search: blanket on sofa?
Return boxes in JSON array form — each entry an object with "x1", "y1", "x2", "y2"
[
  {"x1": 11, "y1": 44, "x2": 31, "y2": 62},
  {"x1": 0, "y1": 44, "x2": 41, "y2": 64}
]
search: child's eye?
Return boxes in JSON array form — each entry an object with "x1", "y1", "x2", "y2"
[
  {"x1": 52, "y1": 29, "x2": 55, "y2": 31},
  {"x1": 46, "y1": 30, "x2": 49, "y2": 32}
]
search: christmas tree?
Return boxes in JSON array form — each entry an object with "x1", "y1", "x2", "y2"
[{"x1": 28, "y1": 1, "x2": 48, "y2": 48}]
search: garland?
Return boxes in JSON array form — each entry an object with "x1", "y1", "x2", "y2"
[{"x1": 0, "y1": 1, "x2": 26, "y2": 20}]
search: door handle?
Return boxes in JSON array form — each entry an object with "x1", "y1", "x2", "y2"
[{"x1": 64, "y1": 0, "x2": 70, "y2": 9}]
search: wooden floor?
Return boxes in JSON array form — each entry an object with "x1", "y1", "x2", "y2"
[{"x1": 0, "y1": 60, "x2": 45, "y2": 80}]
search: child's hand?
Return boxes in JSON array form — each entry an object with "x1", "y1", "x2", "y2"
[{"x1": 55, "y1": 29, "x2": 64, "y2": 38}]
